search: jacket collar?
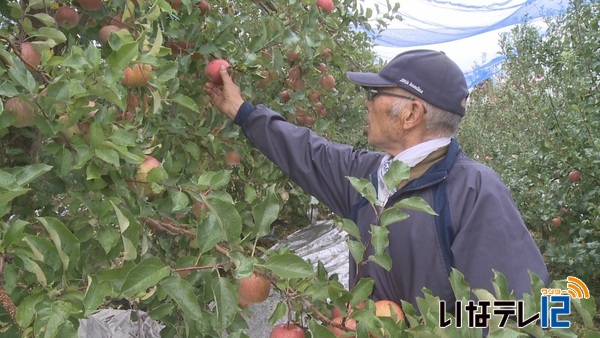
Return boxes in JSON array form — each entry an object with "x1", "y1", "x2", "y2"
[{"x1": 390, "y1": 138, "x2": 461, "y2": 197}]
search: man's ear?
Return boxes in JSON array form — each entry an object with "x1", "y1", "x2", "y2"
[{"x1": 402, "y1": 100, "x2": 426, "y2": 129}]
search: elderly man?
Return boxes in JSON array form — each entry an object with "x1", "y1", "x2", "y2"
[{"x1": 204, "y1": 49, "x2": 549, "y2": 312}]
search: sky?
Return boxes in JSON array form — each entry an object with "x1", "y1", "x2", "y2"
[{"x1": 364, "y1": 0, "x2": 569, "y2": 78}]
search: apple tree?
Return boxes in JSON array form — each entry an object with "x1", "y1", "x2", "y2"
[
  {"x1": 458, "y1": 0, "x2": 599, "y2": 292},
  {"x1": 0, "y1": 0, "x2": 413, "y2": 336}
]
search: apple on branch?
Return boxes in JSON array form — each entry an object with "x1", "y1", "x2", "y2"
[
  {"x1": 20, "y1": 42, "x2": 41, "y2": 70},
  {"x1": 122, "y1": 64, "x2": 152, "y2": 88},
  {"x1": 567, "y1": 170, "x2": 580, "y2": 183},
  {"x1": 98, "y1": 25, "x2": 123, "y2": 45},
  {"x1": 55, "y1": 6, "x2": 80, "y2": 29},
  {"x1": 317, "y1": 0, "x2": 334, "y2": 14},
  {"x1": 237, "y1": 273, "x2": 271, "y2": 304},
  {"x1": 320, "y1": 74, "x2": 335, "y2": 90},
  {"x1": 4, "y1": 97, "x2": 36, "y2": 128},
  {"x1": 205, "y1": 59, "x2": 230, "y2": 85},
  {"x1": 269, "y1": 323, "x2": 305, "y2": 338}
]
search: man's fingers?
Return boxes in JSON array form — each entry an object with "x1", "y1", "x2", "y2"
[{"x1": 219, "y1": 66, "x2": 233, "y2": 85}]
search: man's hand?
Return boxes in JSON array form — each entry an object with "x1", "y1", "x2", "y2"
[{"x1": 204, "y1": 66, "x2": 244, "y2": 120}]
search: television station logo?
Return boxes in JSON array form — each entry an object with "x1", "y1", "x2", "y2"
[{"x1": 439, "y1": 276, "x2": 591, "y2": 329}]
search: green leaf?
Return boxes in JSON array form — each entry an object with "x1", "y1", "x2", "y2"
[
  {"x1": 170, "y1": 189, "x2": 189, "y2": 212},
  {"x1": 83, "y1": 277, "x2": 113, "y2": 316},
  {"x1": 35, "y1": 300, "x2": 72, "y2": 338},
  {"x1": 35, "y1": 27, "x2": 67, "y2": 43},
  {"x1": 351, "y1": 278, "x2": 374, "y2": 306},
  {"x1": 571, "y1": 295, "x2": 597, "y2": 329},
  {"x1": 120, "y1": 257, "x2": 170, "y2": 298},
  {"x1": 111, "y1": 201, "x2": 137, "y2": 261},
  {"x1": 393, "y1": 197, "x2": 437, "y2": 215},
  {"x1": 197, "y1": 197, "x2": 241, "y2": 253},
  {"x1": 379, "y1": 207, "x2": 409, "y2": 227},
  {"x1": 95, "y1": 147, "x2": 120, "y2": 167},
  {"x1": 160, "y1": 276, "x2": 202, "y2": 322},
  {"x1": 88, "y1": 122, "x2": 104, "y2": 148},
  {"x1": 16, "y1": 291, "x2": 45, "y2": 328},
  {"x1": 383, "y1": 160, "x2": 410, "y2": 191},
  {"x1": 8, "y1": 59, "x2": 37, "y2": 93},
  {"x1": 264, "y1": 253, "x2": 313, "y2": 278},
  {"x1": 268, "y1": 302, "x2": 287, "y2": 326},
  {"x1": 172, "y1": 94, "x2": 199, "y2": 112},
  {"x1": 0, "y1": 189, "x2": 29, "y2": 206},
  {"x1": 197, "y1": 171, "x2": 231, "y2": 190},
  {"x1": 339, "y1": 218, "x2": 361, "y2": 241},
  {"x1": 347, "y1": 239, "x2": 365, "y2": 264},
  {"x1": 253, "y1": 185, "x2": 280, "y2": 238},
  {"x1": 36, "y1": 217, "x2": 80, "y2": 273},
  {"x1": 211, "y1": 277, "x2": 238, "y2": 331},
  {"x1": 108, "y1": 129, "x2": 137, "y2": 146},
  {"x1": 449, "y1": 268, "x2": 471, "y2": 301},
  {"x1": 108, "y1": 42, "x2": 139, "y2": 71},
  {"x1": 347, "y1": 176, "x2": 379, "y2": 206},
  {"x1": 20, "y1": 256, "x2": 47, "y2": 286},
  {"x1": 1, "y1": 219, "x2": 28, "y2": 250},
  {"x1": 368, "y1": 253, "x2": 392, "y2": 271},
  {"x1": 370, "y1": 224, "x2": 389, "y2": 255},
  {"x1": 308, "y1": 319, "x2": 336, "y2": 338},
  {"x1": 32, "y1": 13, "x2": 55, "y2": 26}
]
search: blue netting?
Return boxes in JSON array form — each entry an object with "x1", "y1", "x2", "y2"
[{"x1": 363, "y1": 0, "x2": 569, "y2": 88}]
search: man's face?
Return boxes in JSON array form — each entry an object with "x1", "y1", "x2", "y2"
[{"x1": 363, "y1": 87, "x2": 415, "y2": 154}]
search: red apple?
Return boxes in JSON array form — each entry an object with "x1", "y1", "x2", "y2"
[
  {"x1": 291, "y1": 79, "x2": 306, "y2": 91},
  {"x1": 320, "y1": 74, "x2": 335, "y2": 90},
  {"x1": 551, "y1": 217, "x2": 562, "y2": 227},
  {"x1": 225, "y1": 150, "x2": 241, "y2": 166},
  {"x1": 205, "y1": 59, "x2": 230, "y2": 85},
  {"x1": 567, "y1": 170, "x2": 580, "y2": 183},
  {"x1": 99, "y1": 25, "x2": 121, "y2": 45},
  {"x1": 287, "y1": 52, "x2": 300, "y2": 62},
  {"x1": 197, "y1": 0, "x2": 210, "y2": 14},
  {"x1": 288, "y1": 67, "x2": 301, "y2": 80},
  {"x1": 280, "y1": 90, "x2": 291, "y2": 103},
  {"x1": 75, "y1": 0, "x2": 103, "y2": 11},
  {"x1": 237, "y1": 273, "x2": 271, "y2": 304},
  {"x1": 328, "y1": 316, "x2": 356, "y2": 336},
  {"x1": 321, "y1": 47, "x2": 332, "y2": 60},
  {"x1": 317, "y1": 0, "x2": 334, "y2": 13},
  {"x1": 270, "y1": 323, "x2": 305, "y2": 338},
  {"x1": 316, "y1": 63, "x2": 327, "y2": 73},
  {"x1": 308, "y1": 91, "x2": 319, "y2": 102},
  {"x1": 55, "y1": 6, "x2": 80, "y2": 29},
  {"x1": 4, "y1": 97, "x2": 35, "y2": 128},
  {"x1": 303, "y1": 116, "x2": 315, "y2": 127},
  {"x1": 136, "y1": 156, "x2": 161, "y2": 182},
  {"x1": 168, "y1": 0, "x2": 182, "y2": 11},
  {"x1": 20, "y1": 42, "x2": 41, "y2": 70},
  {"x1": 122, "y1": 64, "x2": 152, "y2": 87}
]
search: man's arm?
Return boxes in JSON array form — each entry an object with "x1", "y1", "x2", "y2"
[{"x1": 204, "y1": 67, "x2": 382, "y2": 217}]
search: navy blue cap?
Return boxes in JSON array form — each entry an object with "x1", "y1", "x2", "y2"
[{"x1": 346, "y1": 49, "x2": 469, "y2": 116}]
